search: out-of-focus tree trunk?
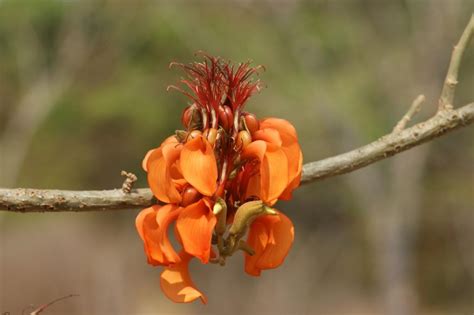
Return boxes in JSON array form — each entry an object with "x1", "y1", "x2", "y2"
[{"x1": 0, "y1": 4, "x2": 93, "y2": 187}]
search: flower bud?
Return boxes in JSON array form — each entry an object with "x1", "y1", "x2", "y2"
[
  {"x1": 218, "y1": 105, "x2": 233, "y2": 130},
  {"x1": 188, "y1": 130, "x2": 202, "y2": 140},
  {"x1": 243, "y1": 113, "x2": 259, "y2": 135},
  {"x1": 181, "y1": 105, "x2": 193, "y2": 128},
  {"x1": 181, "y1": 103, "x2": 202, "y2": 130},
  {"x1": 181, "y1": 186, "x2": 202, "y2": 207},
  {"x1": 236, "y1": 130, "x2": 251, "y2": 150},
  {"x1": 203, "y1": 128, "x2": 218, "y2": 145},
  {"x1": 228, "y1": 200, "x2": 276, "y2": 240},
  {"x1": 175, "y1": 130, "x2": 188, "y2": 143}
]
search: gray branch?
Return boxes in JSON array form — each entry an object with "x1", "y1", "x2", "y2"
[{"x1": 0, "y1": 102, "x2": 472, "y2": 213}]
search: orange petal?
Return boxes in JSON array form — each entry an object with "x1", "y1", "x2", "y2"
[
  {"x1": 176, "y1": 198, "x2": 216, "y2": 263},
  {"x1": 143, "y1": 147, "x2": 162, "y2": 173},
  {"x1": 135, "y1": 205, "x2": 181, "y2": 266},
  {"x1": 241, "y1": 140, "x2": 267, "y2": 162},
  {"x1": 253, "y1": 128, "x2": 282, "y2": 147},
  {"x1": 142, "y1": 136, "x2": 179, "y2": 172},
  {"x1": 245, "y1": 211, "x2": 294, "y2": 276},
  {"x1": 135, "y1": 205, "x2": 164, "y2": 265},
  {"x1": 260, "y1": 118, "x2": 298, "y2": 140},
  {"x1": 135, "y1": 206, "x2": 158, "y2": 241},
  {"x1": 260, "y1": 144, "x2": 289, "y2": 204},
  {"x1": 244, "y1": 171, "x2": 261, "y2": 201},
  {"x1": 278, "y1": 153, "x2": 303, "y2": 200},
  {"x1": 155, "y1": 204, "x2": 181, "y2": 264},
  {"x1": 241, "y1": 141, "x2": 289, "y2": 204},
  {"x1": 180, "y1": 136, "x2": 218, "y2": 196},
  {"x1": 262, "y1": 119, "x2": 302, "y2": 180},
  {"x1": 260, "y1": 119, "x2": 303, "y2": 199},
  {"x1": 280, "y1": 139, "x2": 302, "y2": 181},
  {"x1": 244, "y1": 219, "x2": 268, "y2": 276},
  {"x1": 148, "y1": 143, "x2": 183, "y2": 203},
  {"x1": 142, "y1": 149, "x2": 156, "y2": 172},
  {"x1": 160, "y1": 252, "x2": 207, "y2": 304},
  {"x1": 163, "y1": 135, "x2": 179, "y2": 145}
]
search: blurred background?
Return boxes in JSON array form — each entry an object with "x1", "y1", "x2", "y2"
[{"x1": 1, "y1": 1, "x2": 473, "y2": 314}]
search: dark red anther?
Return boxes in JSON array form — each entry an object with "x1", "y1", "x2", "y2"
[
  {"x1": 218, "y1": 105, "x2": 233, "y2": 130},
  {"x1": 243, "y1": 113, "x2": 259, "y2": 135},
  {"x1": 181, "y1": 105, "x2": 193, "y2": 128},
  {"x1": 181, "y1": 186, "x2": 202, "y2": 206}
]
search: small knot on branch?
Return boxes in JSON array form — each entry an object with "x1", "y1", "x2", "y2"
[
  {"x1": 446, "y1": 77, "x2": 458, "y2": 87},
  {"x1": 121, "y1": 171, "x2": 137, "y2": 193}
]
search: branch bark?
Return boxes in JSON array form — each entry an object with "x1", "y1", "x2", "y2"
[
  {"x1": 0, "y1": 102, "x2": 472, "y2": 213},
  {"x1": 1, "y1": 15, "x2": 473, "y2": 213}
]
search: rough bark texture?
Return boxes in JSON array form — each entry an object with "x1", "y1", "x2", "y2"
[{"x1": 0, "y1": 188, "x2": 154, "y2": 213}]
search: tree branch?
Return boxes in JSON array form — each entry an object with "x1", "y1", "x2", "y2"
[
  {"x1": 0, "y1": 102, "x2": 472, "y2": 213},
  {"x1": 392, "y1": 94, "x2": 425, "y2": 133},
  {"x1": 1, "y1": 15, "x2": 473, "y2": 213},
  {"x1": 438, "y1": 14, "x2": 474, "y2": 111}
]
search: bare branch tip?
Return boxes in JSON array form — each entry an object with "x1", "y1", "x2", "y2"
[{"x1": 392, "y1": 94, "x2": 425, "y2": 133}]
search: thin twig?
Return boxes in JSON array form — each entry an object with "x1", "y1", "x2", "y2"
[
  {"x1": 29, "y1": 294, "x2": 79, "y2": 315},
  {"x1": 438, "y1": 14, "x2": 474, "y2": 111},
  {"x1": 392, "y1": 94, "x2": 425, "y2": 133}
]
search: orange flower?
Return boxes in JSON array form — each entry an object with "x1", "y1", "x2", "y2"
[
  {"x1": 244, "y1": 211, "x2": 294, "y2": 276},
  {"x1": 136, "y1": 54, "x2": 303, "y2": 304},
  {"x1": 143, "y1": 135, "x2": 218, "y2": 204},
  {"x1": 240, "y1": 118, "x2": 303, "y2": 205}
]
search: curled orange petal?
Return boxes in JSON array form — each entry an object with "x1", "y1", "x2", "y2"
[
  {"x1": 142, "y1": 136, "x2": 179, "y2": 172},
  {"x1": 278, "y1": 153, "x2": 303, "y2": 200},
  {"x1": 253, "y1": 128, "x2": 282, "y2": 146},
  {"x1": 245, "y1": 211, "x2": 294, "y2": 276},
  {"x1": 180, "y1": 136, "x2": 218, "y2": 196},
  {"x1": 135, "y1": 205, "x2": 181, "y2": 266},
  {"x1": 142, "y1": 149, "x2": 155, "y2": 172},
  {"x1": 160, "y1": 252, "x2": 207, "y2": 304},
  {"x1": 241, "y1": 140, "x2": 267, "y2": 162},
  {"x1": 260, "y1": 118, "x2": 298, "y2": 140},
  {"x1": 260, "y1": 143, "x2": 289, "y2": 203},
  {"x1": 242, "y1": 140, "x2": 289, "y2": 204},
  {"x1": 148, "y1": 142, "x2": 183, "y2": 203},
  {"x1": 259, "y1": 118, "x2": 303, "y2": 200},
  {"x1": 135, "y1": 206, "x2": 157, "y2": 241},
  {"x1": 176, "y1": 198, "x2": 216, "y2": 263}
]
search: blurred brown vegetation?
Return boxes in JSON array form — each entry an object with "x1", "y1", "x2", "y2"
[{"x1": 1, "y1": 1, "x2": 473, "y2": 314}]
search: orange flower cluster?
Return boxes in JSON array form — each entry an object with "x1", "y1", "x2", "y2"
[{"x1": 136, "y1": 54, "x2": 303, "y2": 304}]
